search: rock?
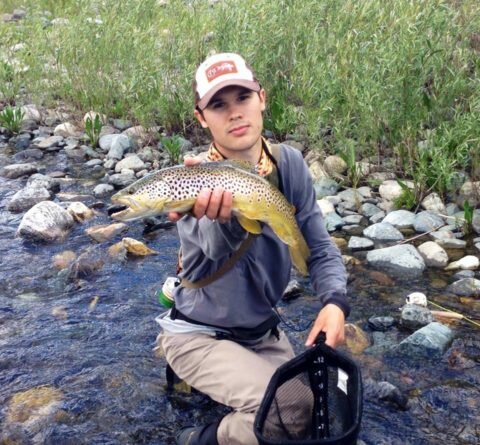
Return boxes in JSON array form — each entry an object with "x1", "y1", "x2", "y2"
[
  {"x1": 316, "y1": 198, "x2": 335, "y2": 216},
  {"x1": 27, "y1": 173, "x2": 60, "y2": 192},
  {"x1": 458, "y1": 181, "x2": 480, "y2": 207},
  {"x1": 85, "y1": 223, "x2": 128, "y2": 242},
  {"x1": 67, "y1": 250, "x2": 104, "y2": 280},
  {"x1": 405, "y1": 292, "x2": 427, "y2": 306},
  {"x1": 472, "y1": 210, "x2": 480, "y2": 234},
  {"x1": 1, "y1": 163, "x2": 38, "y2": 179},
  {"x1": 53, "y1": 250, "x2": 76, "y2": 270},
  {"x1": 323, "y1": 155, "x2": 347, "y2": 176},
  {"x1": 360, "y1": 202, "x2": 382, "y2": 218},
  {"x1": 54, "y1": 122, "x2": 79, "y2": 138},
  {"x1": 382, "y1": 210, "x2": 416, "y2": 229},
  {"x1": 447, "y1": 278, "x2": 480, "y2": 297},
  {"x1": 36, "y1": 135, "x2": 64, "y2": 150},
  {"x1": 337, "y1": 188, "x2": 364, "y2": 203},
  {"x1": 122, "y1": 125, "x2": 150, "y2": 148},
  {"x1": 93, "y1": 183, "x2": 114, "y2": 198},
  {"x1": 107, "y1": 134, "x2": 132, "y2": 160},
  {"x1": 344, "y1": 323, "x2": 371, "y2": 354},
  {"x1": 378, "y1": 179, "x2": 408, "y2": 201},
  {"x1": 348, "y1": 236, "x2": 374, "y2": 251},
  {"x1": 413, "y1": 211, "x2": 445, "y2": 233},
  {"x1": 67, "y1": 202, "x2": 95, "y2": 223},
  {"x1": 363, "y1": 222, "x2": 404, "y2": 242},
  {"x1": 108, "y1": 171, "x2": 136, "y2": 188},
  {"x1": 308, "y1": 160, "x2": 329, "y2": 182},
  {"x1": 445, "y1": 255, "x2": 479, "y2": 271},
  {"x1": 313, "y1": 177, "x2": 339, "y2": 198},
  {"x1": 421, "y1": 192, "x2": 447, "y2": 214},
  {"x1": 122, "y1": 237, "x2": 158, "y2": 256},
  {"x1": 7, "y1": 186, "x2": 52, "y2": 213},
  {"x1": 21, "y1": 105, "x2": 42, "y2": 123},
  {"x1": 393, "y1": 322, "x2": 454, "y2": 358},
  {"x1": 16, "y1": 201, "x2": 74, "y2": 241},
  {"x1": 368, "y1": 316, "x2": 395, "y2": 332},
  {"x1": 435, "y1": 238, "x2": 467, "y2": 249},
  {"x1": 343, "y1": 214, "x2": 365, "y2": 225},
  {"x1": 369, "y1": 211, "x2": 385, "y2": 224},
  {"x1": 6, "y1": 385, "x2": 63, "y2": 426},
  {"x1": 417, "y1": 241, "x2": 449, "y2": 268},
  {"x1": 13, "y1": 133, "x2": 31, "y2": 150},
  {"x1": 364, "y1": 379, "x2": 409, "y2": 410},
  {"x1": 14, "y1": 148, "x2": 44, "y2": 162},
  {"x1": 366, "y1": 244, "x2": 426, "y2": 278},
  {"x1": 282, "y1": 280, "x2": 304, "y2": 301},
  {"x1": 324, "y1": 212, "x2": 345, "y2": 232},
  {"x1": 400, "y1": 304, "x2": 434, "y2": 330},
  {"x1": 114, "y1": 154, "x2": 146, "y2": 172}
]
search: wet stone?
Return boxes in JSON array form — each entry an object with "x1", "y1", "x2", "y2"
[
  {"x1": 393, "y1": 322, "x2": 454, "y2": 359},
  {"x1": 400, "y1": 304, "x2": 434, "y2": 330},
  {"x1": 1, "y1": 163, "x2": 38, "y2": 179},
  {"x1": 324, "y1": 212, "x2": 345, "y2": 232},
  {"x1": 282, "y1": 280, "x2": 304, "y2": 301},
  {"x1": 348, "y1": 236, "x2": 374, "y2": 251},
  {"x1": 413, "y1": 211, "x2": 445, "y2": 233},
  {"x1": 368, "y1": 316, "x2": 395, "y2": 332},
  {"x1": 366, "y1": 244, "x2": 425, "y2": 278},
  {"x1": 363, "y1": 222, "x2": 404, "y2": 242},
  {"x1": 447, "y1": 278, "x2": 480, "y2": 297},
  {"x1": 14, "y1": 148, "x2": 44, "y2": 162}
]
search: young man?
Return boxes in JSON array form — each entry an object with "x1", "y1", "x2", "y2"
[{"x1": 156, "y1": 53, "x2": 349, "y2": 445}]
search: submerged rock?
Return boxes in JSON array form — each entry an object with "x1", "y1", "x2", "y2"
[
  {"x1": 393, "y1": 322, "x2": 454, "y2": 358},
  {"x1": 16, "y1": 201, "x2": 74, "y2": 241},
  {"x1": 366, "y1": 244, "x2": 426, "y2": 278}
]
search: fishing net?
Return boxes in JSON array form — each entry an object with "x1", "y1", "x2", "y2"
[{"x1": 254, "y1": 340, "x2": 362, "y2": 445}]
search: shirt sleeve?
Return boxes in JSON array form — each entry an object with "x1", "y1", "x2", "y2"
[{"x1": 285, "y1": 148, "x2": 350, "y2": 317}]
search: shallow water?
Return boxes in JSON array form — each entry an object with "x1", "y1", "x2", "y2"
[{"x1": 0, "y1": 148, "x2": 479, "y2": 444}]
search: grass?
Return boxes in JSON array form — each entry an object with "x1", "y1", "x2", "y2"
[{"x1": 0, "y1": 0, "x2": 479, "y2": 198}]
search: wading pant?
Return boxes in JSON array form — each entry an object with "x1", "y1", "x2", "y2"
[{"x1": 158, "y1": 329, "x2": 311, "y2": 445}]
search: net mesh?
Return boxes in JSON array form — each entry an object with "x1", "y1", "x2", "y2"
[{"x1": 255, "y1": 343, "x2": 362, "y2": 445}]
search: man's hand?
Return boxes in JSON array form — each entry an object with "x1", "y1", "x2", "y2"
[
  {"x1": 167, "y1": 156, "x2": 233, "y2": 223},
  {"x1": 305, "y1": 304, "x2": 345, "y2": 349}
]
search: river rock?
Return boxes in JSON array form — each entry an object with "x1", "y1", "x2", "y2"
[
  {"x1": 348, "y1": 236, "x2": 374, "y2": 251},
  {"x1": 83, "y1": 111, "x2": 107, "y2": 124},
  {"x1": 445, "y1": 255, "x2": 479, "y2": 271},
  {"x1": 1, "y1": 163, "x2": 38, "y2": 179},
  {"x1": 323, "y1": 155, "x2": 347, "y2": 176},
  {"x1": 282, "y1": 279, "x2": 304, "y2": 301},
  {"x1": 369, "y1": 211, "x2": 385, "y2": 224},
  {"x1": 7, "y1": 186, "x2": 52, "y2": 213},
  {"x1": 367, "y1": 316, "x2": 395, "y2": 332},
  {"x1": 21, "y1": 104, "x2": 42, "y2": 123},
  {"x1": 363, "y1": 222, "x2": 404, "y2": 242},
  {"x1": 363, "y1": 379, "x2": 409, "y2": 411},
  {"x1": 378, "y1": 180, "x2": 403, "y2": 201},
  {"x1": 413, "y1": 211, "x2": 445, "y2": 233},
  {"x1": 313, "y1": 177, "x2": 339, "y2": 198},
  {"x1": 446, "y1": 278, "x2": 480, "y2": 297},
  {"x1": 324, "y1": 212, "x2": 345, "y2": 232},
  {"x1": 337, "y1": 188, "x2": 364, "y2": 204},
  {"x1": 93, "y1": 183, "x2": 114, "y2": 198},
  {"x1": 114, "y1": 154, "x2": 146, "y2": 172},
  {"x1": 393, "y1": 322, "x2": 454, "y2": 358},
  {"x1": 344, "y1": 323, "x2": 371, "y2": 354},
  {"x1": 458, "y1": 181, "x2": 480, "y2": 207},
  {"x1": 107, "y1": 134, "x2": 132, "y2": 160},
  {"x1": 366, "y1": 244, "x2": 425, "y2": 278},
  {"x1": 36, "y1": 135, "x2": 64, "y2": 150},
  {"x1": 17, "y1": 201, "x2": 74, "y2": 241},
  {"x1": 108, "y1": 171, "x2": 136, "y2": 187},
  {"x1": 14, "y1": 148, "x2": 44, "y2": 162},
  {"x1": 473, "y1": 211, "x2": 480, "y2": 234},
  {"x1": 360, "y1": 202, "x2": 382, "y2": 218},
  {"x1": 435, "y1": 238, "x2": 467, "y2": 249},
  {"x1": 13, "y1": 133, "x2": 31, "y2": 150},
  {"x1": 85, "y1": 223, "x2": 128, "y2": 242},
  {"x1": 5, "y1": 385, "x2": 63, "y2": 433},
  {"x1": 308, "y1": 160, "x2": 328, "y2": 182},
  {"x1": 417, "y1": 241, "x2": 449, "y2": 268},
  {"x1": 54, "y1": 122, "x2": 80, "y2": 138},
  {"x1": 67, "y1": 202, "x2": 95, "y2": 222},
  {"x1": 27, "y1": 173, "x2": 60, "y2": 192},
  {"x1": 400, "y1": 304, "x2": 434, "y2": 330},
  {"x1": 421, "y1": 192, "x2": 447, "y2": 214},
  {"x1": 382, "y1": 210, "x2": 416, "y2": 229},
  {"x1": 53, "y1": 250, "x2": 76, "y2": 270},
  {"x1": 317, "y1": 198, "x2": 335, "y2": 216}
]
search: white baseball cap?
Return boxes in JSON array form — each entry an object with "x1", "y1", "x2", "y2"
[{"x1": 194, "y1": 53, "x2": 261, "y2": 110}]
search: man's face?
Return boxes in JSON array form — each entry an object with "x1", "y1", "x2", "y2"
[{"x1": 194, "y1": 86, "x2": 266, "y2": 160}]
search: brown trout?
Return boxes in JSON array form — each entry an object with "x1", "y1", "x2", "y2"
[{"x1": 110, "y1": 162, "x2": 310, "y2": 275}]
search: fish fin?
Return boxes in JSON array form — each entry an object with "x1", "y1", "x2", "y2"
[
  {"x1": 289, "y1": 245, "x2": 309, "y2": 276},
  {"x1": 237, "y1": 214, "x2": 262, "y2": 234},
  {"x1": 164, "y1": 198, "x2": 196, "y2": 213},
  {"x1": 221, "y1": 159, "x2": 257, "y2": 173}
]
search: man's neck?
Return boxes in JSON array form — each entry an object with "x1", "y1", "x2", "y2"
[{"x1": 213, "y1": 137, "x2": 263, "y2": 164}]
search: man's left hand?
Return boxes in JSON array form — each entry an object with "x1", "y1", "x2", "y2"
[{"x1": 305, "y1": 304, "x2": 345, "y2": 349}]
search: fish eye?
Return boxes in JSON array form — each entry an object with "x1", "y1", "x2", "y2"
[{"x1": 127, "y1": 189, "x2": 135, "y2": 195}]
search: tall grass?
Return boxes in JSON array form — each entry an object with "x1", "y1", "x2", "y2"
[{"x1": 0, "y1": 0, "x2": 479, "y2": 196}]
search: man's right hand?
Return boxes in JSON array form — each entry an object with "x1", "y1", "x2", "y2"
[{"x1": 167, "y1": 156, "x2": 233, "y2": 223}]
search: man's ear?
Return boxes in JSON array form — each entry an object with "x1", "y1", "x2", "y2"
[
  {"x1": 194, "y1": 108, "x2": 208, "y2": 129},
  {"x1": 259, "y1": 88, "x2": 266, "y2": 112}
]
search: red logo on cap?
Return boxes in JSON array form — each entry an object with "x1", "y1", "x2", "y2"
[{"x1": 205, "y1": 61, "x2": 238, "y2": 82}]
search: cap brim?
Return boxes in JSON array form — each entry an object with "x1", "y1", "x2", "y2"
[{"x1": 197, "y1": 79, "x2": 260, "y2": 110}]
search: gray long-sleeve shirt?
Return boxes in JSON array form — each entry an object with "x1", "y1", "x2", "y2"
[{"x1": 173, "y1": 144, "x2": 349, "y2": 330}]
